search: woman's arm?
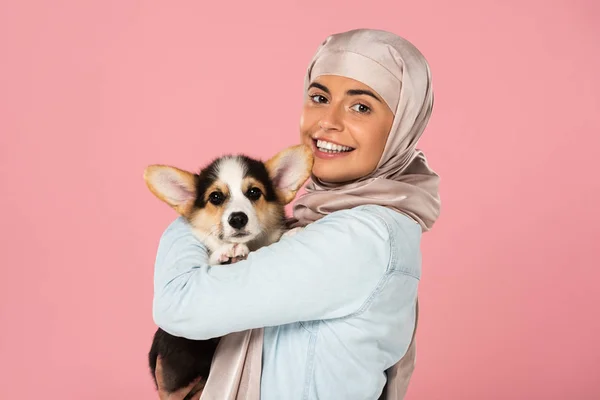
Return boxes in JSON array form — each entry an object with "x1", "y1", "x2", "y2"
[{"x1": 153, "y1": 207, "x2": 409, "y2": 340}]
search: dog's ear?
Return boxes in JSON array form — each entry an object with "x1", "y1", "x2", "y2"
[
  {"x1": 144, "y1": 165, "x2": 197, "y2": 216},
  {"x1": 265, "y1": 144, "x2": 314, "y2": 204}
]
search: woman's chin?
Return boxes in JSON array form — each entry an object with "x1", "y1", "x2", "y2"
[{"x1": 312, "y1": 166, "x2": 357, "y2": 184}]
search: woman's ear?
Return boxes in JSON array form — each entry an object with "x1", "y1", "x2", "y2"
[
  {"x1": 143, "y1": 165, "x2": 197, "y2": 216},
  {"x1": 265, "y1": 144, "x2": 314, "y2": 204}
]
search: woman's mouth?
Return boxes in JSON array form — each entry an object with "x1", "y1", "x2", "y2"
[{"x1": 312, "y1": 139, "x2": 355, "y2": 159}]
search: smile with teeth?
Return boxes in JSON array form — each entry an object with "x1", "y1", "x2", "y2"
[{"x1": 315, "y1": 139, "x2": 354, "y2": 153}]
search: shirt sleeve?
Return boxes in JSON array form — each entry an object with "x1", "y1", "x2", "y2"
[{"x1": 152, "y1": 208, "x2": 394, "y2": 340}]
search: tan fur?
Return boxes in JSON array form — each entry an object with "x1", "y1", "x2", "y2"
[
  {"x1": 188, "y1": 208, "x2": 223, "y2": 242},
  {"x1": 252, "y1": 203, "x2": 285, "y2": 249}
]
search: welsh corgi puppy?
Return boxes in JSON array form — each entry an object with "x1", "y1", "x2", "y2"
[{"x1": 144, "y1": 144, "x2": 313, "y2": 398}]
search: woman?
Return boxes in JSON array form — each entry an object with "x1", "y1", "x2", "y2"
[{"x1": 153, "y1": 28, "x2": 440, "y2": 399}]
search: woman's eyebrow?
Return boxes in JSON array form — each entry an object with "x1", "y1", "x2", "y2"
[
  {"x1": 308, "y1": 82, "x2": 330, "y2": 93},
  {"x1": 346, "y1": 89, "x2": 382, "y2": 103},
  {"x1": 308, "y1": 82, "x2": 382, "y2": 103}
]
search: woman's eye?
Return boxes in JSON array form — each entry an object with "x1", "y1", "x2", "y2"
[
  {"x1": 351, "y1": 103, "x2": 371, "y2": 113},
  {"x1": 208, "y1": 191, "x2": 225, "y2": 205},
  {"x1": 309, "y1": 94, "x2": 328, "y2": 104},
  {"x1": 246, "y1": 187, "x2": 262, "y2": 201}
]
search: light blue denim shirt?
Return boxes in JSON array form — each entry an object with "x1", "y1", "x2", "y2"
[{"x1": 153, "y1": 204, "x2": 421, "y2": 400}]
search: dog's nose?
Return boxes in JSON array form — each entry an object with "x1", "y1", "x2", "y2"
[{"x1": 228, "y1": 212, "x2": 248, "y2": 229}]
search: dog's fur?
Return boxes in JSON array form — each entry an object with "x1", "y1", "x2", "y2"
[{"x1": 144, "y1": 145, "x2": 313, "y2": 398}]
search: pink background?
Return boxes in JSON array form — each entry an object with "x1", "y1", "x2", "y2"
[{"x1": 1, "y1": 1, "x2": 599, "y2": 399}]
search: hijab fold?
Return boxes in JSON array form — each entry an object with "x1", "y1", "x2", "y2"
[{"x1": 200, "y1": 28, "x2": 441, "y2": 400}]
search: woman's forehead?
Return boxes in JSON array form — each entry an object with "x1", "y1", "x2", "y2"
[
  {"x1": 311, "y1": 74, "x2": 371, "y2": 88},
  {"x1": 311, "y1": 75, "x2": 383, "y2": 96}
]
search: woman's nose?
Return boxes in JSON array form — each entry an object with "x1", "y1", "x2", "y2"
[{"x1": 318, "y1": 105, "x2": 344, "y2": 131}]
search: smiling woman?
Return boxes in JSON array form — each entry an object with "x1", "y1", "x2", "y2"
[
  {"x1": 301, "y1": 75, "x2": 395, "y2": 183},
  {"x1": 152, "y1": 28, "x2": 440, "y2": 400}
]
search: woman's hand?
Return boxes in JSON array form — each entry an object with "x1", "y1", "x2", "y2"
[{"x1": 155, "y1": 357, "x2": 204, "y2": 400}]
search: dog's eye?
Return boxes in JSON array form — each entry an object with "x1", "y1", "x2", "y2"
[
  {"x1": 208, "y1": 191, "x2": 225, "y2": 205},
  {"x1": 246, "y1": 187, "x2": 262, "y2": 201}
]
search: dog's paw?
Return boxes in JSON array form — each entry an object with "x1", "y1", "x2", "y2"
[
  {"x1": 209, "y1": 250, "x2": 228, "y2": 265},
  {"x1": 209, "y1": 245, "x2": 234, "y2": 265},
  {"x1": 225, "y1": 243, "x2": 249, "y2": 263},
  {"x1": 282, "y1": 227, "x2": 303, "y2": 238},
  {"x1": 209, "y1": 243, "x2": 249, "y2": 265},
  {"x1": 230, "y1": 243, "x2": 249, "y2": 259}
]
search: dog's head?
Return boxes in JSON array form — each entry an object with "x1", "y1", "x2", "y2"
[{"x1": 144, "y1": 145, "x2": 313, "y2": 246}]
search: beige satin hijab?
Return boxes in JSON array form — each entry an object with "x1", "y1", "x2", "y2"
[{"x1": 200, "y1": 28, "x2": 441, "y2": 400}]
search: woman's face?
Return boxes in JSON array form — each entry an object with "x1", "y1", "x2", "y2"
[{"x1": 300, "y1": 75, "x2": 394, "y2": 183}]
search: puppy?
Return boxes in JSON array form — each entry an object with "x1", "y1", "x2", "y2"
[{"x1": 144, "y1": 144, "x2": 313, "y2": 398}]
